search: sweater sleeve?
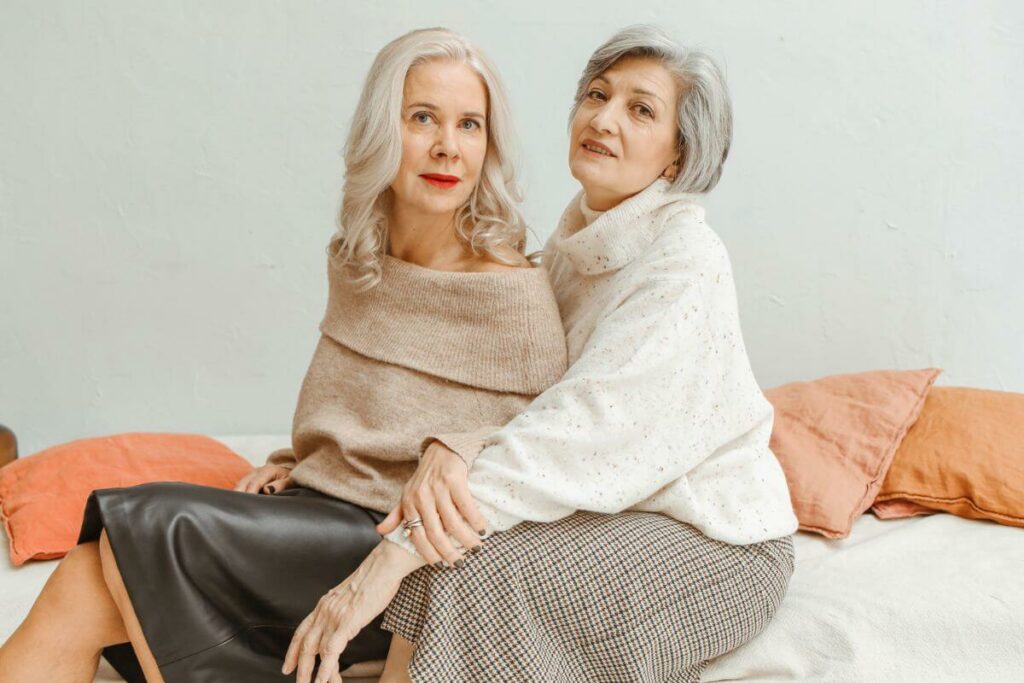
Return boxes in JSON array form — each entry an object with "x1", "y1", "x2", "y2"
[
  {"x1": 420, "y1": 425, "x2": 500, "y2": 469},
  {"x1": 265, "y1": 447, "x2": 298, "y2": 470},
  {"x1": 467, "y1": 241, "x2": 771, "y2": 537}
]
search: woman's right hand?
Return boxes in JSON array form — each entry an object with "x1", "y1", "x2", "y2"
[{"x1": 234, "y1": 464, "x2": 296, "y2": 495}]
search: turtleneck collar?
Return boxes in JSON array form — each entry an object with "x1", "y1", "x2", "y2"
[
  {"x1": 579, "y1": 194, "x2": 605, "y2": 226},
  {"x1": 554, "y1": 178, "x2": 705, "y2": 276}
]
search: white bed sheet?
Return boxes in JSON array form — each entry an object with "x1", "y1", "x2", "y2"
[{"x1": 2, "y1": 434, "x2": 1022, "y2": 681}]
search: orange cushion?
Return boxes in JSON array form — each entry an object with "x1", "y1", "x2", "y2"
[
  {"x1": 764, "y1": 368, "x2": 941, "y2": 538},
  {"x1": 871, "y1": 387, "x2": 1024, "y2": 527},
  {"x1": 0, "y1": 432, "x2": 252, "y2": 566}
]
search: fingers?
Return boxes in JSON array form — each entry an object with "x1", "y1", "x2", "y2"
[
  {"x1": 282, "y1": 612, "x2": 314, "y2": 675},
  {"x1": 375, "y1": 505, "x2": 402, "y2": 535},
  {"x1": 232, "y1": 469, "x2": 255, "y2": 492},
  {"x1": 261, "y1": 474, "x2": 294, "y2": 495},
  {"x1": 449, "y1": 479, "x2": 489, "y2": 536},
  {"x1": 402, "y1": 498, "x2": 446, "y2": 568},
  {"x1": 238, "y1": 467, "x2": 275, "y2": 495},
  {"x1": 276, "y1": 474, "x2": 297, "y2": 491},
  {"x1": 409, "y1": 493, "x2": 465, "y2": 568},
  {"x1": 437, "y1": 493, "x2": 484, "y2": 554},
  {"x1": 295, "y1": 622, "x2": 323, "y2": 683},
  {"x1": 313, "y1": 629, "x2": 348, "y2": 683}
]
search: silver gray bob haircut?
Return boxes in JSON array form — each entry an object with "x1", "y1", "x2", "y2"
[
  {"x1": 335, "y1": 27, "x2": 527, "y2": 289},
  {"x1": 571, "y1": 25, "x2": 733, "y2": 194}
]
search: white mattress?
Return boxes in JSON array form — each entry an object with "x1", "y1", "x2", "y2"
[{"x1": 2, "y1": 435, "x2": 1023, "y2": 681}]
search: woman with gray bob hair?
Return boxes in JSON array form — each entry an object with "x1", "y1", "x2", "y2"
[
  {"x1": 569, "y1": 23, "x2": 733, "y2": 195},
  {"x1": 379, "y1": 24, "x2": 798, "y2": 682}
]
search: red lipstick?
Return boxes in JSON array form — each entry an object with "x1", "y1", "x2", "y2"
[{"x1": 420, "y1": 173, "x2": 460, "y2": 189}]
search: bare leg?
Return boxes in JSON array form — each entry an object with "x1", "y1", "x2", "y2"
[
  {"x1": 0, "y1": 541, "x2": 129, "y2": 682},
  {"x1": 379, "y1": 633, "x2": 415, "y2": 683},
  {"x1": 97, "y1": 528, "x2": 167, "y2": 683}
]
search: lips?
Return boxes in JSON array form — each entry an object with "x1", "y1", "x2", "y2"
[
  {"x1": 420, "y1": 173, "x2": 460, "y2": 189},
  {"x1": 581, "y1": 139, "x2": 616, "y2": 158}
]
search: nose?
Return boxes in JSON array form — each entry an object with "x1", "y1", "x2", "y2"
[
  {"x1": 431, "y1": 124, "x2": 460, "y2": 161},
  {"x1": 588, "y1": 101, "x2": 619, "y2": 136}
]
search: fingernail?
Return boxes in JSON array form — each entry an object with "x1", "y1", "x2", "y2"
[
  {"x1": 267, "y1": 486, "x2": 276, "y2": 494},
  {"x1": 433, "y1": 561, "x2": 445, "y2": 569},
  {"x1": 454, "y1": 558, "x2": 465, "y2": 569},
  {"x1": 469, "y1": 545, "x2": 481, "y2": 554},
  {"x1": 478, "y1": 528, "x2": 487, "y2": 536}
]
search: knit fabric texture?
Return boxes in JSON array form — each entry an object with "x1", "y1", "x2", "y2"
[
  {"x1": 451, "y1": 179, "x2": 799, "y2": 546},
  {"x1": 266, "y1": 238, "x2": 568, "y2": 558}
]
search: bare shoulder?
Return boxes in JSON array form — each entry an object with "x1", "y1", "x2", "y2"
[{"x1": 466, "y1": 246, "x2": 532, "y2": 273}]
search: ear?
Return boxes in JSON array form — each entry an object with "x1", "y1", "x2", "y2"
[{"x1": 662, "y1": 157, "x2": 680, "y2": 180}]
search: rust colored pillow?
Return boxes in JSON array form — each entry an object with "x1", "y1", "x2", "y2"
[
  {"x1": 764, "y1": 368, "x2": 941, "y2": 538},
  {"x1": 871, "y1": 387, "x2": 1024, "y2": 528},
  {"x1": 0, "y1": 432, "x2": 252, "y2": 566}
]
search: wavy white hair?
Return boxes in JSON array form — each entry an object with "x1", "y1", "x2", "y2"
[
  {"x1": 570, "y1": 25, "x2": 733, "y2": 194},
  {"x1": 333, "y1": 27, "x2": 527, "y2": 289}
]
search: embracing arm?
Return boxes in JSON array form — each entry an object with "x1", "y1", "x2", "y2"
[{"x1": 466, "y1": 238, "x2": 774, "y2": 537}]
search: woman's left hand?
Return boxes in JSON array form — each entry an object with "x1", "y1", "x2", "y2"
[
  {"x1": 375, "y1": 440, "x2": 488, "y2": 566},
  {"x1": 282, "y1": 539, "x2": 423, "y2": 683}
]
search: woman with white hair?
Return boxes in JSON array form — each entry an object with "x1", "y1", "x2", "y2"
[
  {"x1": 0, "y1": 28, "x2": 568, "y2": 683},
  {"x1": 374, "y1": 25, "x2": 799, "y2": 682}
]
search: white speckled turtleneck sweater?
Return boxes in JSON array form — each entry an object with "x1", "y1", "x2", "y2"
[
  {"x1": 413, "y1": 178, "x2": 799, "y2": 547},
  {"x1": 265, "y1": 235, "x2": 568, "y2": 557}
]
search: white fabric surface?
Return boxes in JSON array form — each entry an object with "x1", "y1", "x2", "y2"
[{"x1": 2, "y1": 434, "x2": 1022, "y2": 681}]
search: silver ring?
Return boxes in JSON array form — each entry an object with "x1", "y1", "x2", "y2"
[{"x1": 401, "y1": 518, "x2": 424, "y2": 537}]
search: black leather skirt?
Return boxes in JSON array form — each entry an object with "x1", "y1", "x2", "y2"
[{"x1": 76, "y1": 481, "x2": 391, "y2": 683}]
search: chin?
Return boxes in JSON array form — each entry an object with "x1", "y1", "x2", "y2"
[{"x1": 570, "y1": 162, "x2": 611, "y2": 190}]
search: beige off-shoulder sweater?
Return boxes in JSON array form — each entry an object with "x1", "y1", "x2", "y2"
[{"x1": 265, "y1": 239, "x2": 568, "y2": 526}]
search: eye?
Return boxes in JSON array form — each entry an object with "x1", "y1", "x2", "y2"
[
  {"x1": 586, "y1": 89, "x2": 607, "y2": 101},
  {"x1": 412, "y1": 111, "x2": 433, "y2": 124},
  {"x1": 460, "y1": 118, "x2": 482, "y2": 131},
  {"x1": 633, "y1": 103, "x2": 655, "y2": 119}
]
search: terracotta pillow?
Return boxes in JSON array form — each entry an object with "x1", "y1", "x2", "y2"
[
  {"x1": 764, "y1": 368, "x2": 941, "y2": 538},
  {"x1": 0, "y1": 432, "x2": 253, "y2": 566},
  {"x1": 871, "y1": 387, "x2": 1024, "y2": 528}
]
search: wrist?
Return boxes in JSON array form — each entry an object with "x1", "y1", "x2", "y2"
[{"x1": 380, "y1": 538, "x2": 428, "y2": 572}]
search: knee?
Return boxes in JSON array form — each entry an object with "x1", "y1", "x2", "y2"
[{"x1": 34, "y1": 543, "x2": 103, "y2": 616}]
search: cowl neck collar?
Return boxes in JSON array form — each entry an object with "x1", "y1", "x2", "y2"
[
  {"x1": 318, "y1": 247, "x2": 566, "y2": 394},
  {"x1": 554, "y1": 178, "x2": 705, "y2": 275}
]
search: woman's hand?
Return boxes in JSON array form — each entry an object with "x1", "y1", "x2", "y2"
[
  {"x1": 233, "y1": 464, "x2": 295, "y2": 495},
  {"x1": 282, "y1": 539, "x2": 425, "y2": 683},
  {"x1": 375, "y1": 440, "x2": 488, "y2": 567}
]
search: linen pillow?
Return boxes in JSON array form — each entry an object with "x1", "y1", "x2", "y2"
[
  {"x1": 871, "y1": 387, "x2": 1024, "y2": 528},
  {"x1": 764, "y1": 368, "x2": 941, "y2": 538},
  {"x1": 0, "y1": 432, "x2": 252, "y2": 566}
]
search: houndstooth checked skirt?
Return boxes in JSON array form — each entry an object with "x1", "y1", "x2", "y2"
[{"x1": 382, "y1": 510, "x2": 794, "y2": 683}]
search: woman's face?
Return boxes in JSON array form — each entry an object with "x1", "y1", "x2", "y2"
[
  {"x1": 389, "y1": 59, "x2": 489, "y2": 221},
  {"x1": 568, "y1": 56, "x2": 681, "y2": 211}
]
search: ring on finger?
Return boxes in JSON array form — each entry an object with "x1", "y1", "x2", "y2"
[{"x1": 401, "y1": 518, "x2": 424, "y2": 537}]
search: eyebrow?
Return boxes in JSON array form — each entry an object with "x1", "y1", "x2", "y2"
[
  {"x1": 592, "y1": 76, "x2": 667, "y2": 108},
  {"x1": 406, "y1": 102, "x2": 486, "y2": 119}
]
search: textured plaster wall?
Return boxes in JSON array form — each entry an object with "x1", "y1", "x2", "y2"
[{"x1": 2, "y1": 1, "x2": 1022, "y2": 456}]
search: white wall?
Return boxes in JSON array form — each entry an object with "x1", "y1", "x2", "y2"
[{"x1": 2, "y1": 1, "x2": 1022, "y2": 456}]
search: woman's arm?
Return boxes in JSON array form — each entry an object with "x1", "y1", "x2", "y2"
[
  {"x1": 382, "y1": 230, "x2": 770, "y2": 556},
  {"x1": 282, "y1": 539, "x2": 427, "y2": 683},
  {"x1": 464, "y1": 232, "x2": 773, "y2": 535}
]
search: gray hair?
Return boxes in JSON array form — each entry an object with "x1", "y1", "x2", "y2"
[
  {"x1": 336, "y1": 27, "x2": 527, "y2": 289},
  {"x1": 570, "y1": 25, "x2": 733, "y2": 194}
]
